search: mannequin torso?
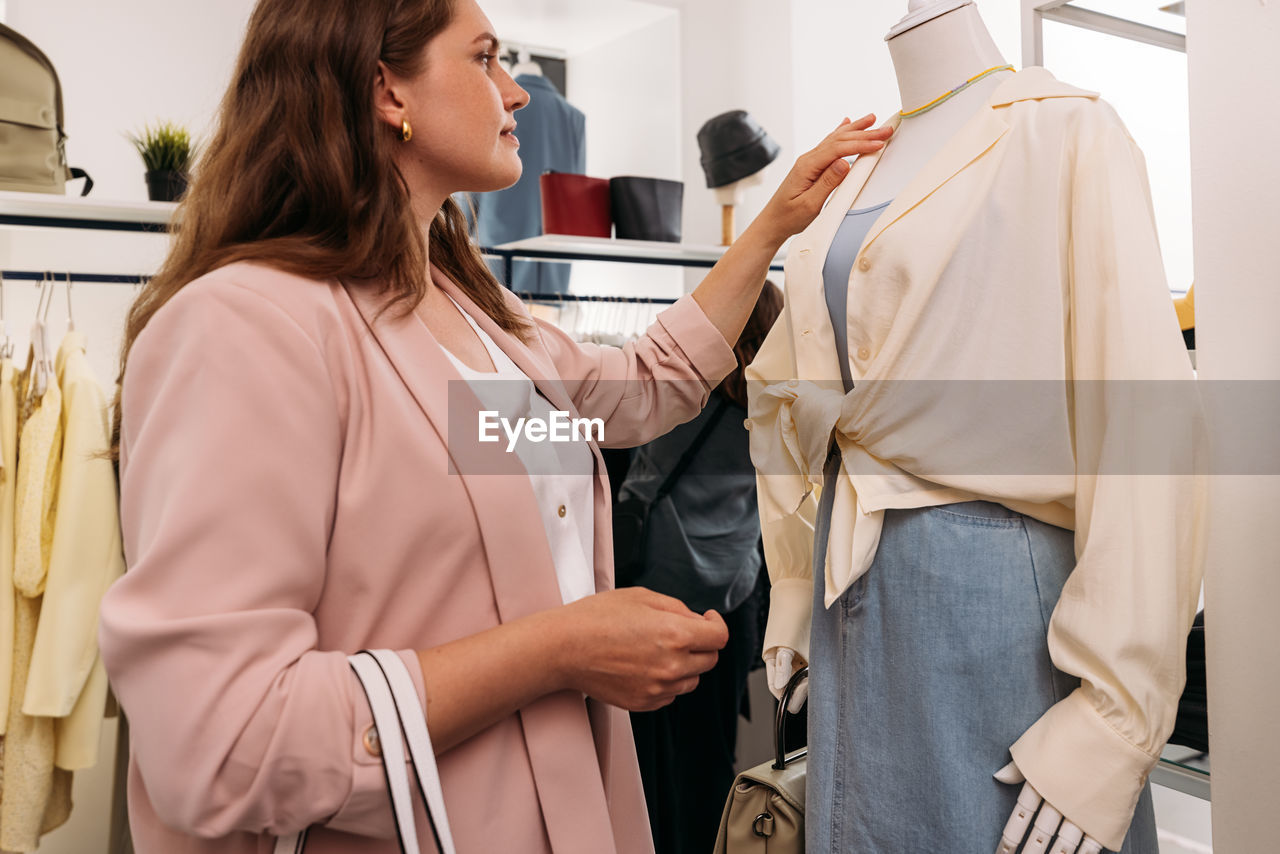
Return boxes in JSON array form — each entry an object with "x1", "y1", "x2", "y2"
[
  {"x1": 854, "y1": 0, "x2": 1012, "y2": 208},
  {"x1": 767, "y1": 3, "x2": 1128, "y2": 852}
]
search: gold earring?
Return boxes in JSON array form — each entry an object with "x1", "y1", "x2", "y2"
[{"x1": 401, "y1": 118, "x2": 413, "y2": 142}]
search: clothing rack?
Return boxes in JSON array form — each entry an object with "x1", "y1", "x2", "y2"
[{"x1": 0, "y1": 274, "x2": 676, "y2": 307}]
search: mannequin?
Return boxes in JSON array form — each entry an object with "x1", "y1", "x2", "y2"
[
  {"x1": 758, "y1": 2, "x2": 1168, "y2": 852},
  {"x1": 713, "y1": 171, "x2": 765, "y2": 245}
]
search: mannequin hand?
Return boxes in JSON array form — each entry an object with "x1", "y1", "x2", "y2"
[
  {"x1": 557, "y1": 587, "x2": 729, "y2": 712},
  {"x1": 764, "y1": 646, "x2": 808, "y2": 713},
  {"x1": 754, "y1": 114, "x2": 894, "y2": 244},
  {"x1": 994, "y1": 762, "x2": 1104, "y2": 854}
]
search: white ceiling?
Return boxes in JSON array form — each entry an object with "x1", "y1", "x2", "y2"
[{"x1": 480, "y1": 0, "x2": 680, "y2": 56}]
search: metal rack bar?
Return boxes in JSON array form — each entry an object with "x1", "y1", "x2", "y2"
[
  {"x1": 512, "y1": 291, "x2": 677, "y2": 305},
  {"x1": 0, "y1": 213, "x2": 168, "y2": 233},
  {"x1": 1, "y1": 269, "x2": 150, "y2": 284},
  {"x1": 481, "y1": 247, "x2": 786, "y2": 274}
]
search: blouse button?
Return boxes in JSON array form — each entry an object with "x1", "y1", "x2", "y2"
[
  {"x1": 857, "y1": 346, "x2": 872, "y2": 361},
  {"x1": 787, "y1": 378, "x2": 799, "y2": 388},
  {"x1": 558, "y1": 504, "x2": 567, "y2": 518},
  {"x1": 362, "y1": 725, "x2": 381, "y2": 757},
  {"x1": 858, "y1": 257, "x2": 871, "y2": 272},
  {"x1": 743, "y1": 419, "x2": 752, "y2": 430}
]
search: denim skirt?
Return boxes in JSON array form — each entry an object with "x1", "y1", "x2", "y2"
[{"x1": 806, "y1": 453, "x2": 1158, "y2": 852}]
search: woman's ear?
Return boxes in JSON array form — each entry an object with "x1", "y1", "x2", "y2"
[{"x1": 372, "y1": 60, "x2": 406, "y2": 131}]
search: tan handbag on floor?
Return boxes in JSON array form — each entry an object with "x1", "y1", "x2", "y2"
[{"x1": 713, "y1": 666, "x2": 808, "y2": 853}]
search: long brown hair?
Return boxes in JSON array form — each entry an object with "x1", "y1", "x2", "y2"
[
  {"x1": 720, "y1": 280, "x2": 783, "y2": 409},
  {"x1": 112, "y1": 0, "x2": 530, "y2": 453}
]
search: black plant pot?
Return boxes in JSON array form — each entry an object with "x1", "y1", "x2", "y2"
[{"x1": 145, "y1": 169, "x2": 188, "y2": 202}]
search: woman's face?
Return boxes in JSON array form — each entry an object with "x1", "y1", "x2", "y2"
[{"x1": 378, "y1": 0, "x2": 529, "y2": 203}]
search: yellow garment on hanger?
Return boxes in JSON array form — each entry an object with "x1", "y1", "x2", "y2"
[
  {"x1": 1, "y1": 352, "x2": 71, "y2": 851},
  {"x1": 0, "y1": 360, "x2": 18, "y2": 733},
  {"x1": 23, "y1": 329, "x2": 126, "y2": 770},
  {"x1": 1173, "y1": 282, "x2": 1195, "y2": 331}
]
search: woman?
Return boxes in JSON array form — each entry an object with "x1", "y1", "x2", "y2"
[
  {"x1": 98, "y1": 0, "x2": 892, "y2": 852},
  {"x1": 619, "y1": 282, "x2": 784, "y2": 854}
]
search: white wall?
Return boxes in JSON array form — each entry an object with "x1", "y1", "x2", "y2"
[
  {"x1": 1188, "y1": 0, "x2": 1280, "y2": 851},
  {"x1": 568, "y1": 13, "x2": 684, "y2": 299}
]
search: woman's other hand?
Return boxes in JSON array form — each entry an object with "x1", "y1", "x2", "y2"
[
  {"x1": 755, "y1": 114, "x2": 894, "y2": 244},
  {"x1": 552, "y1": 587, "x2": 729, "y2": 711}
]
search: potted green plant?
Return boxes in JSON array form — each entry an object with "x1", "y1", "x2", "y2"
[{"x1": 127, "y1": 121, "x2": 196, "y2": 202}]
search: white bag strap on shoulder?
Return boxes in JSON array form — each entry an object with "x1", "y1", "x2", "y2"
[{"x1": 273, "y1": 651, "x2": 455, "y2": 854}]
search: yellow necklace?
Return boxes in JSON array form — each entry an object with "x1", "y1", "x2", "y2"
[{"x1": 899, "y1": 64, "x2": 1015, "y2": 119}]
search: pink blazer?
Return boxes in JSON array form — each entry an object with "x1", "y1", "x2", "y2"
[{"x1": 99, "y1": 261, "x2": 737, "y2": 854}]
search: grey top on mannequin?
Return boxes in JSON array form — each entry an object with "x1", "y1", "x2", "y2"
[{"x1": 852, "y1": 0, "x2": 1012, "y2": 208}]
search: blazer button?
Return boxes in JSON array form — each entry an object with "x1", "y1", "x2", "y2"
[
  {"x1": 743, "y1": 419, "x2": 752, "y2": 430},
  {"x1": 362, "y1": 725, "x2": 381, "y2": 757},
  {"x1": 558, "y1": 504, "x2": 567, "y2": 518},
  {"x1": 857, "y1": 346, "x2": 872, "y2": 361},
  {"x1": 787, "y1": 379, "x2": 799, "y2": 388},
  {"x1": 858, "y1": 257, "x2": 871, "y2": 272}
]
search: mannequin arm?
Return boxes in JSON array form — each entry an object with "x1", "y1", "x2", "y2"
[
  {"x1": 763, "y1": 646, "x2": 808, "y2": 713},
  {"x1": 994, "y1": 763, "x2": 1103, "y2": 854}
]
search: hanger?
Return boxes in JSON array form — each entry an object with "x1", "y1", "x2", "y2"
[
  {"x1": 30, "y1": 272, "x2": 54, "y2": 398},
  {"x1": 511, "y1": 48, "x2": 543, "y2": 78},
  {"x1": 64, "y1": 272, "x2": 76, "y2": 333},
  {"x1": 0, "y1": 271, "x2": 12, "y2": 361}
]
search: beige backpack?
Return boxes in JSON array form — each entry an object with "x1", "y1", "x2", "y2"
[{"x1": 0, "y1": 22, "x2": 92, "y2": 195}]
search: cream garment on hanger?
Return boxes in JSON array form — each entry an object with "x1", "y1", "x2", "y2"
[
  {"x1": 745, "y1": 67, "x2": 1205, "y2": 851},
  {"x1": 2, "y1": 352, "x2": 72, "y2": 850},
  {"x1": 436, "y1": 294, "x2": 596, "y2": 606},
  {"x1": 0, "y1": 359, "x2": 17, "y2": 733},
  {"x1": 22, "y1": 330, "x2": 125, "y2": 770}
]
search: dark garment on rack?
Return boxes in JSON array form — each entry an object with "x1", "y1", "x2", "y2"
[
  {"x1": 617, "y1": 392, "x2": 762, "y2": 615},
  {"x1": 1171, "y1": 610, "x2": 1207, "y2": 752},
  {"x1": 630, "y1": 589, "x2": 759, "y2": 854},
  {"x1": 618, "y1": 391, "x2": 767, "y2": 854},
  {"x1": 475, "y1": 74, "x2": 585, "y2": 295}
]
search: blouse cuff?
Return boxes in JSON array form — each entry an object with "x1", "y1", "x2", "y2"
[
  {"x1": 655, "y1": 296, "x2": 737, "y2": 388},
  {"x1": 1008, "y1": 688, "x2": 1158, "y2": 852},
  {"x1": 762, "y1": 577, "x2": 814, "y2": 663},
  {"x1": 325, "y1": 650, "x2": 428, "y2": 837}
]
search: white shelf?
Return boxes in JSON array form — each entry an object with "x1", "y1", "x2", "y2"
[
  {"x1": 491, "y1": 233, "x2": 787, "y2": 266},
  {"x1": 0, "y1": 190, "x2": 177, "y2": 228}
]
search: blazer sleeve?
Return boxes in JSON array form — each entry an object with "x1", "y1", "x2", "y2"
[
  {"x1": 745, "y1": 294, "x2": 820, "y2": 661},
  {"x1": 99, "y1": 279, "x2": 426, "y2": 841},
  {"x1": 1007, "y1": 109, "x2": 1208, "y2": 851},
  {"x1": 535, "y1": 294, "x2": 737, "y2": 448}
]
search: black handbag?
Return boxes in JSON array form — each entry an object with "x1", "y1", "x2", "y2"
[
  {"x1": 612, "y1": 397, "x2": 729, "y2": 587},
  {"x1": 609, "y1": 176, "x2": 683, "y2": 243}
]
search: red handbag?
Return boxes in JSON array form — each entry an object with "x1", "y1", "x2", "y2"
[{"x1": 539, "y1": 172, "x2": 612, "y2": 237}]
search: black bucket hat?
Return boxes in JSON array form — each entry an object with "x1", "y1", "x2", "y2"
[{"x1": 696, "y1": 110, "x2": 781, "y2": 189}]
